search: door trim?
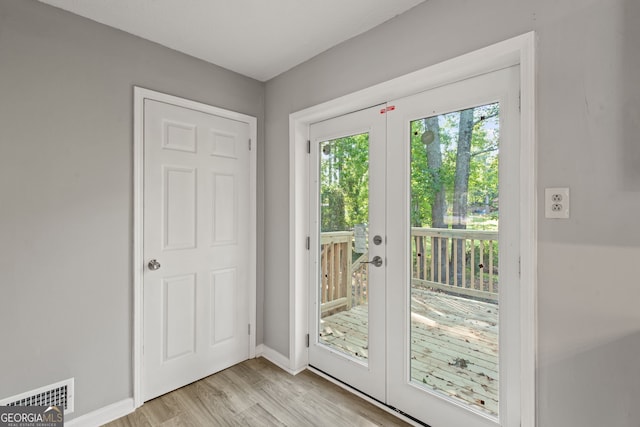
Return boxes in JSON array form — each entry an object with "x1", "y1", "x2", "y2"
[
  {"x1": 133, "y1": 87, "x2": 258, "y2": 408},
  {"x1": 289, "y1": 32, "x2": 536, "y2": 426}
]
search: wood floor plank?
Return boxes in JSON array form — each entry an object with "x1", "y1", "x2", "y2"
[
  {"x1": 104, "y1": 358, "x2": 409, "y2": 427},
  {"x1": 139, "y1": 393, "x2": 183, "y2": 425},
  {"x1": 156, "y1": 413, "x2": 201, "y2": 427},
  {"x1": 235, "y1": 403, "x2": 287, "y2": 427},
  {"x1": 107, "y1": 408, "x2": 153, "y2": 427}
]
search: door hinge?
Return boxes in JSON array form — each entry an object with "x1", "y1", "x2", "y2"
[
  {"x1": 249, "y1": 138, "x2": 252, "y2": 151},
  {"x1": 306, "y1": 333, "x2": 310, "y2": 348},
  {"x1": 306, "y1": 236, "x2": 310, "y2": 250},
  {"x1": 307, "y1": 140, "x2": 311, "y2": 154},
  {"x1": 518, "y1": 91, "x2": 521, "y2": 112},
  {"x1": 518, "y1": 256, "x2": 521, "y2": 278},
  {"x1": 248, "y1": 324, "x2": 251, "y2": 335}
]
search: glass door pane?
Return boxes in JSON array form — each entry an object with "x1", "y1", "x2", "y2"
[
  {"x1": 308, "y1": 104, "x2": 386, "y2": 402},
  {"x1": 318, "y1": 133, "x2": 370, "y2": 362},
  {"x1": 409, "y1": 103, "x2": 500, "y2": 416}
]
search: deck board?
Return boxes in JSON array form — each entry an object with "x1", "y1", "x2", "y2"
[{"x1": 320, "y1": 289, "x2": 499, "y2": 416}]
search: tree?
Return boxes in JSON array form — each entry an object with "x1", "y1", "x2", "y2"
[
  {"x1": 412, "y1": 103, "x2": 500, "y2": 284},
  {"x1": 422, "y1": 117, "x2": 447, "y2": 229},
  {"x1": 421, "y1": 117, "x2": 448, "y2": 281},
  {"x1": 451, "y1": 108, "x2": 474, "y2": 283},
  {"x1": 452, "y1": 108, "x2": 474, "y2": 229},
  {"x1": 320, "y1": 134, "x2": 369, "y2": 232},
  {"x1": 320, "y1": 104, "x2": 501, "y2": 285}
]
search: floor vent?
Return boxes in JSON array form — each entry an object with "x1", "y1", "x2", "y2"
[{"x1": 0, "y1": 378, "x2": 74, "y2": 414}]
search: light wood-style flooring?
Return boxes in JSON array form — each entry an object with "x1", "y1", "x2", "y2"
[{"x1": 104, "y1": 358, "x2": 410, "y2": 427}]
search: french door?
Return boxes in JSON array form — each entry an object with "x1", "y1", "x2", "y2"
[
  {"x1": 308, "y1": 66, "x2": 521, "y2": 427},
  {"x1": 308, "y1": 105, "x2": 387, "y2": 401}
]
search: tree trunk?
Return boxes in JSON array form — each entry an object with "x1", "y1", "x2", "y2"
[
  {"x1": 422, "y1": 117, "x2": 447, "y2": 282},
  {"x1": 452, "y1": 108, "x2": 474, "y2": 285}
]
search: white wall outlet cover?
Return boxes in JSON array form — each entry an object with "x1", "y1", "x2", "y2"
[{"x1": 545, "y1": 187, "x2": 570, "y2": 219}]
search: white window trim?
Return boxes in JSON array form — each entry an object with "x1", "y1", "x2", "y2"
[{"x1": 288, "y1": 32, "x2": 537, "y2": 426}]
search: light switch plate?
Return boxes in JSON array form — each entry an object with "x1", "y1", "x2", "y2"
[{"x1": 545, "y1": 187, "x2": 570, "y2": 219}]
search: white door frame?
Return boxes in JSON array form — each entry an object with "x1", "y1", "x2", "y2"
[
  {"x1": 133, "y1": 87, "x2": 258, "y2": 408},
  {"x1": 289, "y1": 32, "x2": 537, "y2": 426}
]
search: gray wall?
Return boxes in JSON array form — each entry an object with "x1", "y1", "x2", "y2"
[
  {"x1": 264, "y1": 0, "x2": 640, "y2": 425},
  {"x1": 0, "y1": 0, "x2": 264, "y2": 420}
]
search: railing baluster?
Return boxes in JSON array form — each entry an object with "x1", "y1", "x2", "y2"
[
  {"x1": 322, "y1": 243, "x2": 328, "y2": 303},
  {"x1": 328, "y1": 244, "x2": 333, "y2": 302},
  {"x1": 453, "y1": 238, "x2": 458, "y2": 287},
  {"x1": 462, "y1": 238, "x2": 467, "y2": 289},
  {"x1": 346, "y1": 239, "x2": 352, "y2": 309},
  {"x1": 430, "y1": 237, "x2": 435, "y2": 282},
  {"x1": 479, "y1": 240, "x2": 484, "y2": 292},
  {"x1": 420, "y1": 236, "x2": 424, "y2": 280},
  {"x1": 336, "y1": 243, "x2": 340, "y2": 301},
  {"x1": 411, "y1": 235, "x2": 423, "y2": 277},
  {"x1": 422, "y1": 236, "x2": 427, "y2": 280},
  {"x1": 445, "y1": 237, "x2": 450, "y2": 285},
  {"x1": 489, "y1": 239, "x2": 494, "y2": 293},
  {"x1": 416, "y1": 236, "x2": 420, "y2": 279},
  {"x1": 470, "y1": 239, "x2": 476, "y2": 291}
]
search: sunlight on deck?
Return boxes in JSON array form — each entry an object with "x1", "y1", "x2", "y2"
[{"x1": 321, "y1": 289, "x2": 499, "y2": 416}]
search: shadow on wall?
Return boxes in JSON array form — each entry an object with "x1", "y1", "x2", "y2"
[
  {"x1": 621, "y1": 0, "x2": 640, "y2": 191},
  {"x1": 539, "y1": 330, "x2": 640, "y2": 427}
]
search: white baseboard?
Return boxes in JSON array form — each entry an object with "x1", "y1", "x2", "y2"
[
  {"x1": 65, "y1": 398, "x2": 134, "y2": 427},
  {"x1": 255, "y1": 343, "x2": 265, "y2": 357},
  {"x1": 256, "y1": 345, "x2": 305, "y2": 375}
]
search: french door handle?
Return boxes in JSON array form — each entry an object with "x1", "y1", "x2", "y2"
[{"x1": 362, "y1": 256, "x2": 383, "y2": 267}]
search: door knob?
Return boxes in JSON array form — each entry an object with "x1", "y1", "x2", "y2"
[
  {"x1": 148, "y1": 259, "x2": 161, "y2": 271},
  {"x1": 363, "y1": 256, "x2": 383, "y2": 267}
]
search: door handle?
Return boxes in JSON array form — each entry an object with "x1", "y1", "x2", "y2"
[
  {"x1": 148, "y1": 259, "x2": 161, "y2": 271},
  {"x1": 362, "y1": 256, "x2": 383, "y2": 267}
]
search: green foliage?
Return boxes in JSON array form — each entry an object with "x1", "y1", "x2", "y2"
[
  {"x1": 319, "y1": 103, "x2": 500, "y2": 233},
  {"x1": 411, "y1": 103, "x2": 500, "y2": 230},
  {"x1": 320, "y1": 133, "x2": 369, "y2": 231}
]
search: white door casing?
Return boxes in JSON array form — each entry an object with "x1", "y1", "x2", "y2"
[
  {"x1": 134, "y1": 88, "x2": 257, "y2": 406},
  {"x1": 307, "y1": 67, "x2": 520, "y2": 426},
  {"x1": 290, "y1": 33, "x2": 536, "y2": 426}
]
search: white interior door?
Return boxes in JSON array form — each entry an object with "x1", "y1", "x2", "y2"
[
  {"x1": 142, "y1": 98, "x2": 252, "y2": 401},
  {"x1": 308, "y1": 105, "x2": 386, "y2": 401}
]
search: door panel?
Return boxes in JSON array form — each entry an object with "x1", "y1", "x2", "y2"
[
  {"x1": 163, "y1": 274, "x2": 196, "y2": 360},
  {"x1": 386, "y1": 67, "x2": 520, "y2": 426},
  {"x1": 163, "y1": 166, "x2": 196, "y2": 249},
  {"x1": 308, "y1": 105, "x2": 386, "y2": 402},
  {"x1": 143, "y1": 99, "x2": 251, "y2": 401},
  {"x1": 211, "y1": 173, "x2": 237, "y2": 244}
]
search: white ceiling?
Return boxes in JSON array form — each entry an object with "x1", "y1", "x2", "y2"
[{"x1": 38, "y1": 0, "x2": 425, "y2": 81}]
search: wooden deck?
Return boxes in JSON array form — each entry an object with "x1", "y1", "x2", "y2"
[{"x1": 320, "y1": 289, "x2": 499, "y2": 416}]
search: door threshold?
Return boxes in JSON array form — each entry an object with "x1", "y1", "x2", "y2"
[{"x1": 307, "y1": 365, "x2": 429, "y2": 427}]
